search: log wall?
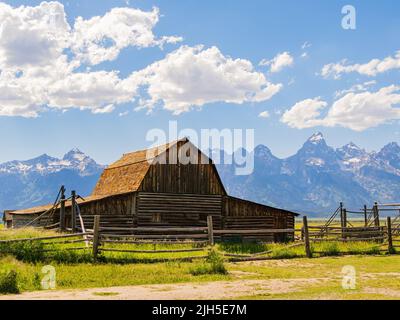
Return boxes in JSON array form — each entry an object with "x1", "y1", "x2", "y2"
[
  {"x1": 136, "y1": 192, "x2": 223, "y2": 228},
  {"x1": 222, "y1": 196, "x2": 295, "y2": 242}
]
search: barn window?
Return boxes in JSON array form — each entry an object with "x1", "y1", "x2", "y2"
[{"x1": 152, "y1": 213, "x2": 162, "y2": 223}]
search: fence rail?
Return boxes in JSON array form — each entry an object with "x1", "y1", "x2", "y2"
[{"x1": 1, "y1": 215, "x2": 400, "y2": 261}]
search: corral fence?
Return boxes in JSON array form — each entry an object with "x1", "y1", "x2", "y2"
[
  {"x1": 301, "y1": 216, "x2": 399, "y2": 258},
  {"x1": 1, "y1": 215, "x2": 399, "y2": 262},
  {"x1": 91, "y1": 215, "x2": 296, "y2": 261}
]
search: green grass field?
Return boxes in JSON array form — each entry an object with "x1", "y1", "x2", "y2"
[{"x1": 0, "y1": 225, "x2": 399, "y2": 299}]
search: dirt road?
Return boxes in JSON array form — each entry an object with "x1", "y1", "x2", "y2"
[{"x1": 0, "y1": 278, "x2": 325, "y2": 300}]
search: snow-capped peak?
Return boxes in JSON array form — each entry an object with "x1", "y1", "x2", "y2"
[
  {"x1": 63, "y1": 148, "x2": 86, "y2": 161},
  {"x1": 345, "y1": 142, "x2": 361, "y2": 150},
  {"x1": 379, "y1": 142, "x2": 400, "y2": 155},
  {"x1": 308, "y1": 132, "x2": 324, "y2": 144},
  {"x1": 337, "y1": 142, "x2": 367, "y2": 160},
  {"x1": 0, "y1": 149, "x2": 104, "y2": 176}
]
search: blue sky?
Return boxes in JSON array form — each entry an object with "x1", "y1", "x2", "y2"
[{"x1": 0, "y1": 0, "x2": 399, "y2": 164}]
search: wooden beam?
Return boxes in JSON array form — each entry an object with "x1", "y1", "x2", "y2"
[
  {"x1": 303, "y1": 216, "x2": 312, "y2": 258},
  {"x1": 207, "y1": 215, "x2": 214, "y2": 246},
  {"x1": 71, "y1": 190, "x2": 76, "y2": 233},
  {"x1": 92, "y1": 215, "x2": 100, "y2": 261},
  {"x1": 59, "y1": 186, "x2": 66, "y2": 231},
  {"x1": 387, "y1": 216, "x2": 393, "y2": 254}
]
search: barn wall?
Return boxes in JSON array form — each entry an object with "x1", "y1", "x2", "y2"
[
  {"x1": 62, "y1": 193, "x2": 138, "y2": 229},
  {"x1": 136, "y1": 192, "x2": 222, "y2": 228},
  {"x1": 62, "y1": 193, "x2": 137, "y2": 217},
  {"x1": 140, "y1": 141, "x2": 226, "y2": 195},
  {"x1": 10, "y1": 213, "x2": 49, "y2": 228},
  {"x1": 140, "y1": 164, "x2": 225, "y2": 195},
  {"x1": 222, "y1": 196, "x2": 296, "y2": 242}
]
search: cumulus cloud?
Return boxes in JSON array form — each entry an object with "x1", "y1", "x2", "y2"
[
  {"x1": 131, "y1": 45, "x2": 282, "y2": 114},
  {"x1": 301, "y1": 41, "x2": 311, "y2": 50},
  {"x1": 281, "y1": 97, "x2": 328, "y2": 129},
  {"x1": 321, "y1": 50, "x2": 400, "y2": 79},
  {"x1": 71, "y1": 7, "x2": 182, "y2": 65},
  {"x1": 281, "y1": 86, "x2": 400, "y2": 131},
  {"x1": 0, "y1": 2, "x2": 178, "y2": 117},
  {"x1": 258, "y1": 111, "x2": 270, "y2": 118},
  {"x1": 260, "y1": 52, "x2": 294, "y2": 73},
  {"x1": 0, "y1": 2, "x2": 280, "y2": 117},
  {"x1": 334, "y1": 80, "x2": 376, "y2": 98}
]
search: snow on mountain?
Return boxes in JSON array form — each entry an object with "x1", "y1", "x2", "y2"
[
  {"x1": 337, "y1": 142, "x2": 370, "y2": 171},
  {"x1": 0, "y1": 150, "x2": 104, "y2": 213},
  {"x1": 0, "y1": 149, "x2": 104, "y2": 176},
  {"x1": 308, "y1": 132, "x2": 324, "y2": 144},
  {"x1": 2, "y1": 136, "x2": 400, "y2": 216},
  {"x1": 217, "y1": 132, "x2": 400, "y2": 215}
]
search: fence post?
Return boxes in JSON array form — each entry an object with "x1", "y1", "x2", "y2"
[
  {"x1": 92, "y1": 215, "x2": 100, "y2": 260},
  {"x1": 71, "y1": 190, "x2": 76, "y2": 232},
  {"x1": 59, "y1": 186, "x2": 66, "y2": 231},
  {"x1": 207, "y1": 215, "x2": 214, "y2": 246},
  {"x1": 342, "y1": 208, "x2": 348, "y2": 239},
  {"x1": 387, "y1": 216, "x2": 393, "y2": 254},
  {"x1": 363, "y1": 205, "x2": 368, "y2": 227},
  {"x1": 339, "y1": 202, "x2": 344, "y2": 227},
  {"x1": 373, "y1": 202, "x2": 380, "y2": 227},
  {"x1": 303, "y1": 216, "x2": 312, "y2": 258}
]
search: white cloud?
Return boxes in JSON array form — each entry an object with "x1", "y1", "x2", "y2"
[
  {"x1": 259, "y1": 52, "x2": 294, "y2": 73},
  {"x1": 281, "y1": 85, "x2": 400, "y2": 131},
  {"x1": 0, "y1": 2, "x2": 281, "y2": 117},
  {"x1": 0, "y1": 2, "x2": 179, "y2": 117},
  {"x1": 334, "y1": 80, "x2": 376, "y2": 98},
  {"x1": 47, "y1": 71, "x2": 137, "y2": 110},
  {"x1": 119, "y1": 111, "x2": 129, "y2": 117},
  {"x1": 258, "y1": 111, "x2": 270, "y2": 118},
  {"x1": 281, "y1": 97, "x2": 328, "y2": 129},
  {"x1": 92, "y1": 104, "x2": 115, "y2": 114},
  {"x1": 321, "y1": 50, "x2": 400, "y2": 78},
  {"x1": 71, "y1": 7, "x2": 182, "y2": 65},
  {"x1": 301, "y1": 41, "x2": 311, "y2": 50},
  {"x1": 0, "y1": 2, "x2": 70, "y2": 69},
  {"x1": 131, "y1": 45, "x2": 282, "y2": 114}
]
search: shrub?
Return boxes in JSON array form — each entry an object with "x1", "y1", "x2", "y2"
[
  {"x1": 190, "y1": 250, "x2": 227, "y2": 276},
  {"x1": 33, "y1": 272, "x2": 42, "y2": 290},
  {"x1": 320, "y1": 242, "x2": 340, "y2": 256},
  {"x1": 218, "y1": 242, "x2": 265, "y2": 254},
  {"x1": 0, "y1": 241, "x2": 44, "y2": 263},
  {"x1": 271, "y1": 248, "x2": 297, "y2": 259},
  {"x1": 0, "y1": 270, "x2": 19, "y2": 294}
]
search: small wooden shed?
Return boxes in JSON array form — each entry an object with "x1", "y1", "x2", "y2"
[{"x1": 6, "y1": 139, "x2": 298, "y2": 242}]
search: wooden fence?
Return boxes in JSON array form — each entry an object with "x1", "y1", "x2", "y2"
[
  {"x1": 1, "y1": 215, "x2": 399, "y2": 262},
  {"x1": 301, "y1": 216, "x2": 399, "y2": 258}
]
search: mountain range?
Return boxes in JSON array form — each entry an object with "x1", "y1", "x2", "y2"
[
  {"x1": 0, "y1": 149, "x2": 104, "y2": 213},
  {"x1": 1, "y1": 133, "x2": 399, "y2": 217},
  {"x1": 216, "y1": 132, "x2": 400, "y2": 215}
]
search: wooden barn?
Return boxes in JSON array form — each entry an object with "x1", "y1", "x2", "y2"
[{"x1": 5, "y1": 139, "x2": 298, "y2": 242}]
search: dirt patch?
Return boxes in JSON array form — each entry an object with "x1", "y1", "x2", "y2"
[
  {"x1": 361, "y1": 272, "x2": 400, "y2": 279},
  {"x1": 362, "y1": 287, "x2": 400, "y2": 298},
  {"x1": 230, "y1": 270, "x2": 261, "y2": 278},
  {"x1": 0, "y1": 278, "x2": 327, "y2": 300},
  {"x1": 238, "y1": 259, "x2": 321, "y2": 268}
]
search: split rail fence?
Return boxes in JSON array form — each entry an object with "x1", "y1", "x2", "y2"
[{"x1": 1, "y1": 215, "x2": 399, "y2": 262}]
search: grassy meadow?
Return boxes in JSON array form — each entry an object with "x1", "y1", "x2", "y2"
[{"x1": 0, "y1": 223, "x2": 399, "y2": 299}]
